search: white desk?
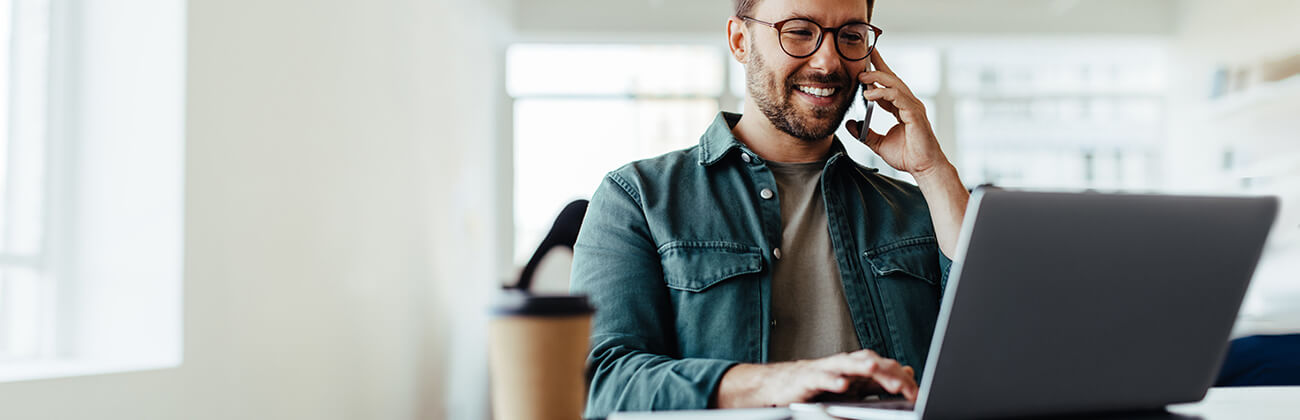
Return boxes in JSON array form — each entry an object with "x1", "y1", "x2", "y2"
[
  {"x1": 1167, "y1": 386, "x2": 1299, "y2": 419},
  {"x1": 608, "y1": 386, "x2": 1300, "y2": 420}
]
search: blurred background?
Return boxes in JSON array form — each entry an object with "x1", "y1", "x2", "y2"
[{"x1": 0, "y1": 0, "x2": 1295, "y2": 418}]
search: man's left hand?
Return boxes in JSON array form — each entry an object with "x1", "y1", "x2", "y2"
[{"x1": 845, "y1": 48, "x2": 950, "y2": 178}]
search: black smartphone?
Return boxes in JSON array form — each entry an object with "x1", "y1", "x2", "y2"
[
  {"x1": 858, "y1": 62, "x2": 876, "y2": 143},
  {"x1": 858, "y1": 83, "x2": 875, "y2": 143}
]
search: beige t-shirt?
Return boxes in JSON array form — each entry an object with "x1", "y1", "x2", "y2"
[{"x1": 767, "y1": 160, "x2": 862, "y2": 362}]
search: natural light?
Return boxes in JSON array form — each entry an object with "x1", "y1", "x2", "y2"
[{"x1": 507, "y1": 39, "x2": 1169, "y2": 265}]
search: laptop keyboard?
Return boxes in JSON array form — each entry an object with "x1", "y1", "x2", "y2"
[{"x1": 839, "y1": 399, "x2": 916, "y2": 411}]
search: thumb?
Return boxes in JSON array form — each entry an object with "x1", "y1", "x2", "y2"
[
  {"x1": 844, "y1": 119, "x2": 864, "y2": 140},
  {"x1": 845, "y1": 120, "x2": 885, "y2": 149}
]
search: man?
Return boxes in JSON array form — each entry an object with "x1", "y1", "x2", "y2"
[{"x1": 570, "y1": 0, "x2": 970, "y2": 416}]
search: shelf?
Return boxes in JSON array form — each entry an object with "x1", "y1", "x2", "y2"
[{"x1": 1203, "y1": 75, "x2": 1300, "y2": 117}]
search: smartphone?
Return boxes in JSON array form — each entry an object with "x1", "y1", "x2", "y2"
[
  {"x1": 858, "y1": 83, "x2": 875, "y2": 144},
  {"x1": 858, "y1": 62, "x2": 876, "y2": 144}
]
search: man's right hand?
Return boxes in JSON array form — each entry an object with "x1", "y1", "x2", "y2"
[{"x1": 713, "y1": 349, "x2": 919, "y2": 408}]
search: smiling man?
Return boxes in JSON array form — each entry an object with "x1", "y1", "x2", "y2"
[{"x1": 569, "y1": 0, "x2": 971, "y2": 417}]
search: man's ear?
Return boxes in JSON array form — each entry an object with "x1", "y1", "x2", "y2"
[{"x1": 727, "y1": 17, "x2": 748, "y2": 64}]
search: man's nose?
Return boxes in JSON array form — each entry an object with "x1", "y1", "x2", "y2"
[{"x1": 807, "y1": 32, "x2": 842, "y2": 72}]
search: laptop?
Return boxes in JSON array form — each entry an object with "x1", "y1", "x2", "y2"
[{"x1": 798, "y1": 188, "x2": 1279, "y2": 419}]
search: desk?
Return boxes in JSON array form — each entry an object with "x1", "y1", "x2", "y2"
[
  {"x1": 1167, "y1": 386, "x2": 1298, "y2": 419},
  {"x1": 607, "y1": 386, "x2": 1300, "y2": 420}
]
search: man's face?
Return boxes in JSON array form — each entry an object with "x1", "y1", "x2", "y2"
[{"x1": 743, "y1": 0, "x2": 870, "y2": 142}]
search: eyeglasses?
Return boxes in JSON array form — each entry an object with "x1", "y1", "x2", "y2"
[{"x1": 740, "y1": 16, "x2": 882, "y2": 61}]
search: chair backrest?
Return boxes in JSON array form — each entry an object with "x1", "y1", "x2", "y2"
[{"x1": 514, "y1": 199, "x2": 588, "y2": 292}]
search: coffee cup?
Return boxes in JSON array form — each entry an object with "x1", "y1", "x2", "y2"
[{"x1": 489, "y1": 291, "x2": 595, "y2": 420}]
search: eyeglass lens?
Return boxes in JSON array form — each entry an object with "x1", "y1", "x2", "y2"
[{"x1": 778, "y1": 19, "x2": 875, "y2": 60}]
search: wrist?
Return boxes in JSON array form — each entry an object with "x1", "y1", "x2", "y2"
[
  {"x1": 912, "y1": 160, "x2": 957, "y2": 184},
  {"x1": 715, "y1": 363, "x2": 773, "y2": 408}
]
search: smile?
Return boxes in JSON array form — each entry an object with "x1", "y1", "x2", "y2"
[{"x1": 795, "y1": 85, "x2": 837, "y2": 97}]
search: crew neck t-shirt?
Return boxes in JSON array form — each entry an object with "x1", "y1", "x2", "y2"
[{"x1": 766, "y1": 159, "x2": 862, "y2": 362}]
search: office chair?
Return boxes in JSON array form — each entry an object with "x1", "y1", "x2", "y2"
[
  {"x1": 1216, "y1": 334, "x2": 1300, "y2": 386},
  {"x1": 513, "y1": 199, "x2": 588, "y2": 292}
]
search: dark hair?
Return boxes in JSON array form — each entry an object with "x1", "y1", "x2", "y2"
[{"x1": 735, "y1": 0, "x2": 875, "y2": 20}]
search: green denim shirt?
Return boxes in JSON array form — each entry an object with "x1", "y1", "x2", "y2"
[{"x1": 571, "y1": 112, "x2": 952, "y2": 418}]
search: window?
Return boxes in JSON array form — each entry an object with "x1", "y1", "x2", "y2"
[
  {"x1": 0, "y1": 0, "x2": 52, "y2": 363},
  {"x1": 508, "y1": 44, "x2": 729, "y2": 263},
  {"x1": 947, "y1": 41, "x2": 1168, "y2": 190},
  {"x1": 508, "y1": 43, "x2": 946, "y2": 261},
  {"x1": 508, "y1": 39, "x2": 1169, "y2": 265},
  {"x1": 0, "y1": 0, "x2": 184, "y2": 382}
]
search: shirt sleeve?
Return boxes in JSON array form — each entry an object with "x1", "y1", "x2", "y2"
[
  {"x1": 938, "y1": 249, "x2": 954, "y2": 295},
  {"x1": 571, "y1": 172, "x2": 738, "y2": 419}
]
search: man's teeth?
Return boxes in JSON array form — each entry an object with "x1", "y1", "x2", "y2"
[{"x1": 797, "y1": 85, "x2": 836, "y2": 97}]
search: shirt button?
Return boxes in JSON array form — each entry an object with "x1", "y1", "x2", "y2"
[
  {"x1": 741, "y1": 153, "x2": 752, "y2": 163},
  {"x1": 773, "y1": 248, "x2": 782, "y2": 260},
  {"x1": 770, "y1": 319, "x2": 777, "y2": 328},
  {"x1": 760, "y1": 188, "x2": 774, "y2": 200}
]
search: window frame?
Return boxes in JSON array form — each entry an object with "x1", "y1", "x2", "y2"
[
  {"x1": 503, "y1": 34, "x2": 1171, "y2": 264},
  {"x1": 0, "y1": 0, "x2": 186, "y2": 383},
  {"x1": 0, "y1": 0, "x2": 57, "y2": 363},
  {"x1": 505, "y1": 38, "x2": 736, "y2": 264}
]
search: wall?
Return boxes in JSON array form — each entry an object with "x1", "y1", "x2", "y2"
[
  {"x1": 513, "y1": 0, "x2": 1177, "y2": 36},
  {"x1": 0, "y1": 0, "x2": 509, "y2": 419}
]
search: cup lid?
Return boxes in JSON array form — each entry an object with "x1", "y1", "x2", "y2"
[{"x1": 492, "y1": 290, "x2": 595, "y2": 317}]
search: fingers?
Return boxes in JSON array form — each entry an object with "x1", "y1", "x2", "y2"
[
  {"x1": 869, "y1": 48, "x2": 895, "y2": 74},
  {"x1": 844, "y1": 120, "x2": 884, "y2": 148},
  {"x1": 814, "y1": 352, "x2": 920, "y2": 401},
  {"x1": 861, "y1": 86, "x2": 902, "y2": 104},
  {"x1": 900, "y1": 366, "x2": 918, "y2": 401},
  {"x1": 858, "y1": 49, "x2": 918, "y2": 120},
  {"x1": 860, "y1": 357, "x2": 909, "y2": 391},
  {"x1": 858, "y1": 70, "x2": 907, "y2": 92},
  {"x1": 862, "y1": 86, "x2": 921, "y2": 110},
  {"x1": 884, "y1": 363, "x2": 920, "y2": 402},
  {"x1": 821, "y1": 352, "x2": 903, "y2": 381},
  {"x1": 862, "y1": 88, "x2": 926, "y2": 125},
  {"x1": 815, "y1": 372, "x2": 851, "y2": 394},
  {"x1": 858, "y1": 69, "x2": 921, "y2": 120},
  {"x1": 899, "y1": 368, "x2": 919, "y2": 401},
  {"x1": 792, "y1": 351, "x2": 922, "y2": 404}
]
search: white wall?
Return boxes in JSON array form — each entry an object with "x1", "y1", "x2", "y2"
[
  {"x1": 876, "y1": 0, "x2": 1177, "y2": 34},
  {"x1": 0, "y1": 0, "x2": 510, "y2": 419},
  {"x1": 513, "y1": 0, "x2": 1177, "y2": 36}
]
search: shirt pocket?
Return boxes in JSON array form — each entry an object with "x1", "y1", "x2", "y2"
[
  {"x1": 862, "y1": 237, "x2": 943, "y2": 371},
  {"x1": 658, "y1": 241, "x2": 764, "y2": 360},
  {"x1": 659, "y1": 241, "x2": 764, "y2": 292},
  {"x1": 863, "y1": 237, "x2": 941, "y2": 286}
]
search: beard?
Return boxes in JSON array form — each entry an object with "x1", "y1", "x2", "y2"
[{"x1": 745, "y1": 47, "x2": 856, "y2": 142}]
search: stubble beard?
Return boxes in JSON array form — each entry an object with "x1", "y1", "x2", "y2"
[{"x1": 745, "y1": 47, "x2": 856, "y2": 143}]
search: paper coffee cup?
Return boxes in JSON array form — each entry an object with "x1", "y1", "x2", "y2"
[{"x1": 489, "y1": 292, "x2": 595, "y2": 420}]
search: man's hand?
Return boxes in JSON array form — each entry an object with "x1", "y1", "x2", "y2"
[
  {"x1": 714, "y1": 350, "x2": 919, "y2": 408},
  {"x1": 845, "y1": 48, "x2": 971, "y2": 257},
  {"x1": 845, "y1": 48, "x2": 949, "y2": 179}
]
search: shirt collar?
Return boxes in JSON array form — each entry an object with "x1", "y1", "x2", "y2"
[
  {"x1": 697, "y1": 112, "x2": 749, "y2": 167},
  {"x1": 697, "y1": 111, "x2": 867, "y2": 170}
]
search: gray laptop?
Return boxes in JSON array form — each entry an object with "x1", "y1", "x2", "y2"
[{"x1": 805, "y1": 188, "x2": 1278, "y2": 420}]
